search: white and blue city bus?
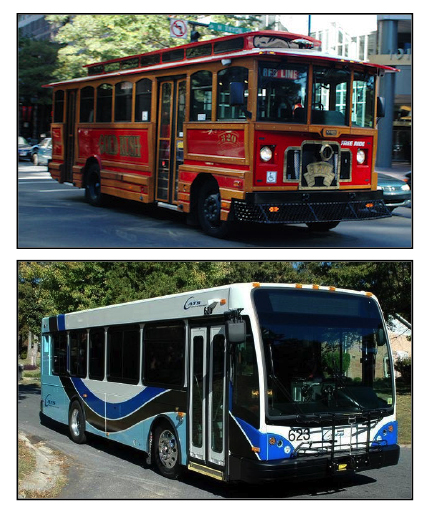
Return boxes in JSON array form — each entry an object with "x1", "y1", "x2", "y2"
[{"x1": 40, "y1": 283, "x2": 400, "y2": 483}]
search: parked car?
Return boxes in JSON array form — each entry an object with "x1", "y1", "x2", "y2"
[
  {"x1": 18, "y1": 136, "x2": 32, "y2": 161},
  {"x1": 32, "y1": 138, "x2": 52, "y2": 166},
  {"x1": 403, "y1": 171, "x2": 412, "y2": 189},
  {"x1": 377, "y1": 173, "x2": 411, "y2": 209}
]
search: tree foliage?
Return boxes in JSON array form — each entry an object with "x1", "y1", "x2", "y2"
[
  {"x1": 18, "y1": 261, "x2": 411, "y2": 340},
  {"x1": 18, "y1": 33, "x2": 61, "y2": 105},
  {"x1": 46, "y1": 14, "x2": 260, "y2": 80}
]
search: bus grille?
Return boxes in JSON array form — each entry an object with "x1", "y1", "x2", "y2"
[{"x1": 232, "y1": 199, "x2": 390, "y2": 224}]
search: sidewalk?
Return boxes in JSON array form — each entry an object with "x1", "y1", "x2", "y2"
[{"x1": 375, "y1": 163, "x2": 411, "y2": 180}]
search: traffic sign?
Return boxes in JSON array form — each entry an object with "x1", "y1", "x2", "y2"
[{"x1": 170, "y1": 19, "x2": 188, "y2": 39}]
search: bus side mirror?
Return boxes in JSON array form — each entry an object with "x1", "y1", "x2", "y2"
[
  {"x1": 227, "y1": 320, "x2": 246, "y2": 344},
  {"x1": 230, "y1": 82, "x2": 245, "y2": 106},
  {"x1": 376, "y1": 328, "x2": 386, "y2": 346},
  {"x1": 377, "y1": 97, "x2": 385, "y2": 118}
]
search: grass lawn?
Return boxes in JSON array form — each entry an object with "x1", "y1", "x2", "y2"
[{"x1": 396, "y1": 380, "x2": 412, "y2": 445}]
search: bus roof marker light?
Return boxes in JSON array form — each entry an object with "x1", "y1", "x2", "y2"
[
  {"x1": 329, "y1": 286, "x2": 336, "y2": 292},
  {"x1": 312, "y1": 284, "x2": 319, "y2": 289},
  {"x1": 365, "y1": 292, "x2": 373, "y2": 297},
  {"x1": 296, "y1": 283, "x2": 303, "y2": 288},
  {"x1": 252, "y1": 282, "x2": 260, "y2": 288}
]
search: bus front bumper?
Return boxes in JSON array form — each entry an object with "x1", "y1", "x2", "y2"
[
  {"x1": 231, "y1": 190, "x2": 391, "y2": 224},
  {"x1": 229, "y1": 444, "x2": 400, "y2": 483}
]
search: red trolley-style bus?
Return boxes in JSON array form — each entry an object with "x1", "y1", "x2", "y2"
[{"x1": 46, "y1": 30, "x2": 397, "y2": 237}]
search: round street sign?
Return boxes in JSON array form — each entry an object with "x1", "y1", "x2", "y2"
[{"x1": 170, "y1": 19, "x2": 188, "y2": 39}]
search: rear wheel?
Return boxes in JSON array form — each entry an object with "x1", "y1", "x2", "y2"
[
  {"x1": 85, "y1": 164, "x2": 104, "y2": 206},
  {"x1": 198, "y1": 180, "x2": 232, "y2": 238},
  {"x1": 68, "y1": 400, "x2": 87, "y2": 444},
  {"x1": 153, "y1": 421, "x2": 181, "y2": 479},
  {"x1": 306, "y1": 221, "x2": 340, "y2": 232}
]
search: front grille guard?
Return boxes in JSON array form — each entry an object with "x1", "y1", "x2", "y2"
[
  {"x1": 232, "y1": 199, "x2": 391, "y2": 224},
  {"x1": 292, "y1": 413, "x2": 387, "y2": 472}
]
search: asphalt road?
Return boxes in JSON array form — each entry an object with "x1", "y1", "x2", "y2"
[
  {"x1": 18, "y1": 384, "x2": 412, "y2": 500},
  {"x1": 18, "y1": 164, "x2": 412, "y2": 248}
]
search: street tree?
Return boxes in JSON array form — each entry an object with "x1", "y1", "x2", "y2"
[{"x1": 46, "y1": 14, "x2": 260, "y2": 81}]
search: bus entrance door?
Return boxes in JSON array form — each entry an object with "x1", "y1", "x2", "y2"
[
  {"x1": 64, "y1": 90, "x2": 76, "y2": 183},
  {"x1": 188, "y1": 325, "x2": 227, "y2": 480},
  {"x1": 155, "y1": 78, "x2": 186, "y2": 205}
]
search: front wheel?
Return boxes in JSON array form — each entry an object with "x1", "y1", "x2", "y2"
[
  {"x1": 197, "y1": 180, "x2": 232, "y2": 238},
  {"x1": 306, "y1": 221, "x2": 340, "y2": 232},
  {"x1": 68, "y1": 400, "x2": 87, "y2": 444},
  {"x1": 153, "y1": 422, "x2": 181, "y2": 479}
]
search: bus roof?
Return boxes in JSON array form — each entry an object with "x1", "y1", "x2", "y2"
[
  {"x1": 45, "y1": 30, "x2": 398, "y2": 88},
  {"x1": 41, "y1": 282, "x2": 379, "y2": 333}
]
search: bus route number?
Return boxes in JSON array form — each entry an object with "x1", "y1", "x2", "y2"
[{"x1": 288, "y1": 428, "x2": 310, "y2": 441}]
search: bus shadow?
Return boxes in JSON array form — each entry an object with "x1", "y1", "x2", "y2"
[
  {"x1": 74, "y1": 193, "x2": 333, "y2": 246},
  {"x1": 181, "y1": 468, "x2": 377, "y2": 499},
  {"x1": 38, "y1": 415, "x2": 150, "y2": 470}
]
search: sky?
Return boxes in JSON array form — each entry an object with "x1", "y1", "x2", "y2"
[{"x1": 278, "y1": 14, "x2": 378, "y2": 36}]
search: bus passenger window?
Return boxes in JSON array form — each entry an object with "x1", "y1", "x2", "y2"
[
  {"x1": 143, "y1": 322, "x2": 185, "y2": 387},
  {"x1": 69, "y1": 330, "x2": 87, "y2": 378},
  {"x1": 89, "y1": 327, "x2": 105, "y2": 380},
  {"x1": 190, "y1": 71, "x2": 212, "y2": 121},
  {"x1": 96, "y1": 83, "x2": 113, "y2": 123},
  {"x1": 53, "y1": 90, "x2": 65, "y2": 123},
  {"x1": 217, "y1": 67, "x2": 248, "y2": 120},
  {"x1": 52, "y1": 331, "x2": 67, "y2": 375},
  {"x1": 114, "y1": 81, "x2": 133, "y2": 122},
  {"x1": 135, "y1": 79, "x2": 152, "y2": 122},
  {"x1": 80, "y1": 86, "x2": 95, "y2": 123},
  {"x1": 107, "y1": 324, "x2": 140, "y2": 384}
]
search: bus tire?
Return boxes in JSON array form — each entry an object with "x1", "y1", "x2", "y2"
[
  {"x1": 153, "y1": 421, "x2": 181, "y2": 480},
  {"x1": 85, "y1": 164, "x2": 104, "y2": 206},
  {"x1": 68, "y1": 400, "x2": 87, "y2": 444},
  {"x1": 197, "y1": 180, "x2": 232, "y2": 238},
  {"x1": 306, "y1": 221, "x2": 340, "y2": 232}
]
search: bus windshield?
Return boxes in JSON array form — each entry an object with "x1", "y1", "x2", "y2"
[
  {"x1": 257, "y1": 62, "x2": 308, "y2": 123},
  {"x1": 253, "y1": 288, "x2": 394, "y2": 420}
]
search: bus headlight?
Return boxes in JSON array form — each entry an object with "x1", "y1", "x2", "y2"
[
  {"x1": 260, "y1": 146, "x2": 273, "y2": 162},
  {"x1": 357, "y1": 149, "x2": 366, "y2": 165}
]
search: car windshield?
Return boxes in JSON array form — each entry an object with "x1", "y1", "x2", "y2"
[
  {"x1": 253, "y1": 288, "x2": 394, "y2": 419},
  {"x1": 19, "y1": 137, "x2": 29, "y2": 145}
]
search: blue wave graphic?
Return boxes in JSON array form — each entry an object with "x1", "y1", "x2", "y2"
[{"x1": 71, "y1": 378, "x2": 166, "y2": 420}]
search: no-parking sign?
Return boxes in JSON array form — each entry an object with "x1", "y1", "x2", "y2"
[{"x1": 170, "y1": 19, "x2": 188, "y2": 39}]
